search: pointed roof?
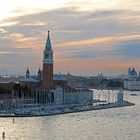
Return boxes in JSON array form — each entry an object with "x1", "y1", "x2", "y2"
[
  {"x1": 38, "y1": 68, "x2": 41, "y2": 74},
  {"x1": 20, "y1": 77, "x2": 39, "y2": 83},
  {"x1": 45, "y1": 30, "x2": 52, "y2": 50},
  {"x1": 26, "y1": 68, "x2": 30, "y2": 78},
  {"x1": 132, "y1": 67, "x2": 135, "y2": 71},
  {"x1": 38, "y1": 68, "x2": 41, "y2": 72},
  {"x1": 26, "y1": 68, "x2": 30, "y2": 74}
]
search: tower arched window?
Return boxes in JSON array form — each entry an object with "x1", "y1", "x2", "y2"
[{"x1": 45, "y1": 54, "x2": 49, "y2": 59}]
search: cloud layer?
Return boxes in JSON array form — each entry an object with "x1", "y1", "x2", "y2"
[{"x1": 0, "y1": 0, "x2": 140, "y2": 75}]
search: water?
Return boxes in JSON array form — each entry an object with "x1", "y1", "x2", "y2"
[{"x1": 0, "y1": 90, "x2": 140, "y2": 140}]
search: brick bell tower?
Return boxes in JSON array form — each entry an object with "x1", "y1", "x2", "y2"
[{"x1": 42, "y1": 31, "x2": 54, "y2": 88}]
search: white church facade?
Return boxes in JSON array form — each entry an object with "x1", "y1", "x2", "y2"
[{"x1": 124, "y1": 67, "x2": 140, "y2": 90}]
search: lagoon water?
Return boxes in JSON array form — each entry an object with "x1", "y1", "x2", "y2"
[{"x1": 0, "y1": 90, "x2": 140, "y2": 140}]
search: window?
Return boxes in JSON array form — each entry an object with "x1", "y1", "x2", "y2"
[{"x1": 45, "y1": 54, "x2": 49, "y2": 58}]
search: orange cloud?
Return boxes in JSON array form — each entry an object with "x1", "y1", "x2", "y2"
[
  {"x1": 2, "y1": 33, "x2": 38, "y2": 49},
  {"x1": 0, "y1": 51, "x2": 14, "y2": 55},
  {"x1": 57, "y1": 34, "x2": 140, "y2": 49},
  {"x1": 54, "y1": 57, "x2": 140, "y2": 75}
]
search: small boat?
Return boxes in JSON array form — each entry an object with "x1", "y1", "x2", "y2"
[
  {"x1": 130, "y1": 93, "x2": 137, "y2": 96},
  {"x1": 14, "y1": 110, "x2": 31, "y2": 115}
]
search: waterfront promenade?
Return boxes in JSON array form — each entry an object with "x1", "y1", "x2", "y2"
[{"x1": 0, "y1": 101, "x2": 134, "y2": 117}]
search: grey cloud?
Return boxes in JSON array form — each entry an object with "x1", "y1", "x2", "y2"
[
  {"x1": 2, "y1": 8, "x2": 140, "y2": 39},
  {"x1": 61, "y1": 47, "x2": 99, "y2": 59},
  {"x1": 112, "y1": 39, "x2": 140, "y2": 58},
  {"x1": 0, "y1": 7, "x2": 140, "y2": 74}
]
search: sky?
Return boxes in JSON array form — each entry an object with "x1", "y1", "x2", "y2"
[{"x1": 0, "y1": 0, "x2": 140, "y2": 76}]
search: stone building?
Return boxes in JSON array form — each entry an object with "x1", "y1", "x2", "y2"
[{"x1": 0, "y1": 31, "x2": 93, "y2": 108}]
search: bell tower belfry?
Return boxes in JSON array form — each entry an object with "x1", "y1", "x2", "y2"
[{"x1": 42, "y1": 31, "x2": 54, "y2": 88}]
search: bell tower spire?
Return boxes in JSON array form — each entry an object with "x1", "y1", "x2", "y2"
[
  {"x1": 43, "y1": 30, "x2": 53, "y2": 64},
  {"x1": 45, "y1": 30, "x2": 51, "y2": 50},
  {"x1": 42, "y1": 31, "x2": 54, "y2": 88}
]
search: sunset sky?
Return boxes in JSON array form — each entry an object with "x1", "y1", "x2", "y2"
[{"x1": 0, "y1": 0, "x2": 140, "y2": 76}]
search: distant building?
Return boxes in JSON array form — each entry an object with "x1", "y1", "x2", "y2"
[
  {"x1": 124, "y1": 81, "x2": 140, "y2": 91},
  {"x1": 128, "y1": 67, "x2": 137, "y2": 80},
  {"x1": 97, "y1": 73, "x2": 105, "y2": 81},
  {"x1": 124, "y1": 67, "x2": 140, "y2": 90}
]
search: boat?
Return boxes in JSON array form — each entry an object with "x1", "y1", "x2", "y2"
[
  {"x1": 130, "y1": 93, "x2": 138, "y2": 96},
  {"x1": 14, "y1": 109, "x2": 31, "y2": 115}
]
